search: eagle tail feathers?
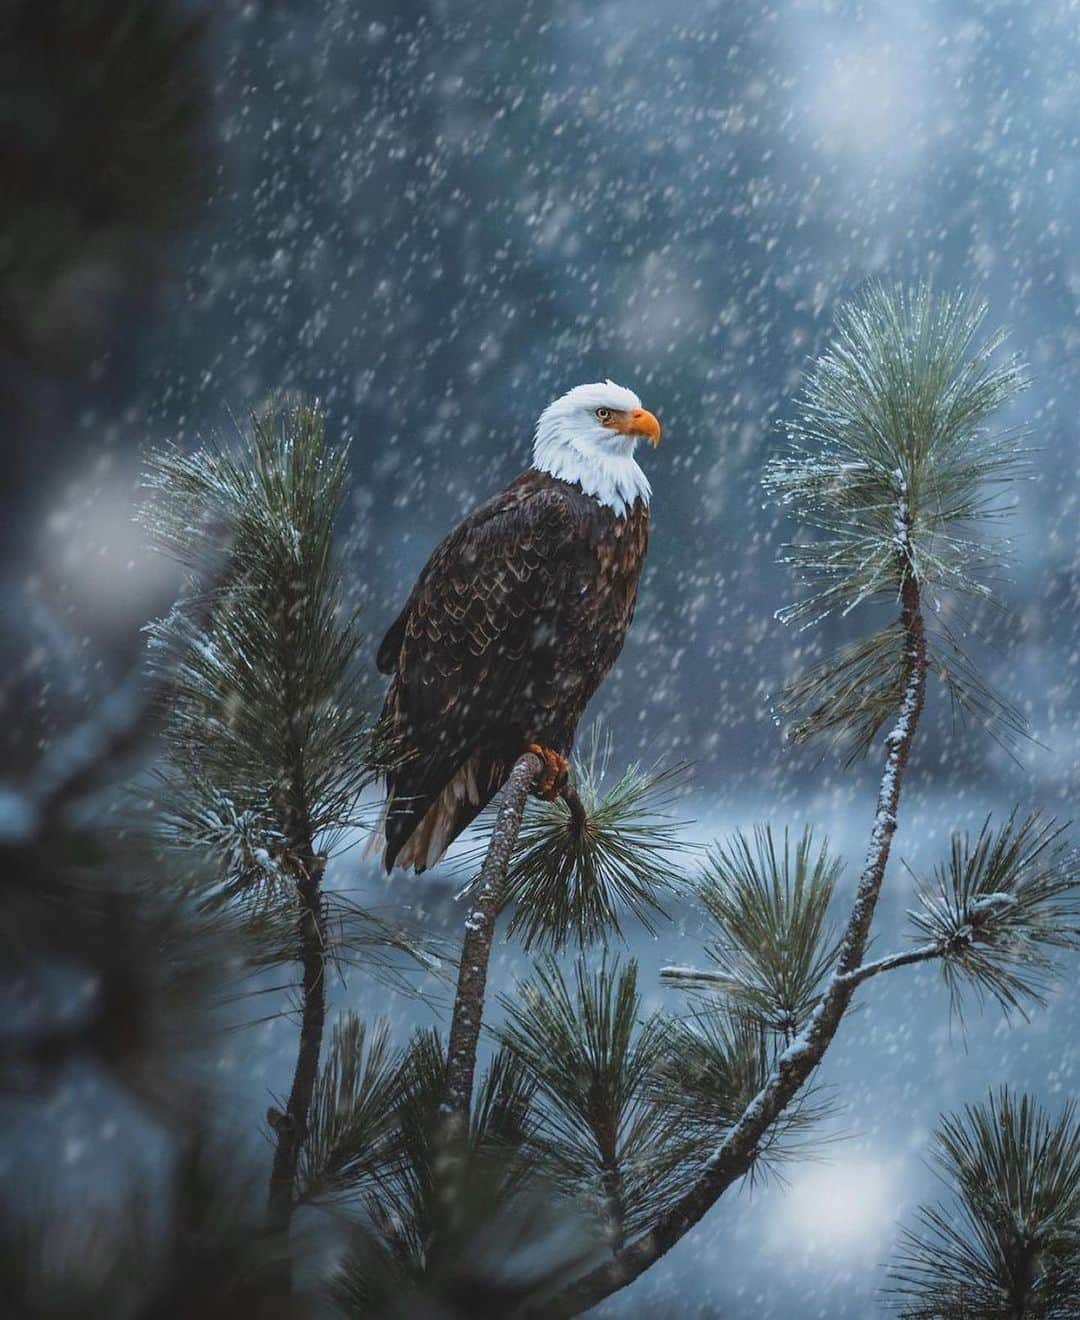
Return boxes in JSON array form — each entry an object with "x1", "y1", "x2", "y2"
[{"x1": 379, "y1": 751, "x2": 495, "y2": 873}]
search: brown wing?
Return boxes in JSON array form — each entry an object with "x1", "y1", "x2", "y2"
[{"x1": 376, "y1": 472, "x2": 594, "y2": 869}]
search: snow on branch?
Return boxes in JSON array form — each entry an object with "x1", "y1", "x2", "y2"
[
  {"x1": 905, "y1": 810, "x2": 1080, "y2": 1018},
  {"x1": 763, "y1": 281, "x2": 1030, "y2": 756}
]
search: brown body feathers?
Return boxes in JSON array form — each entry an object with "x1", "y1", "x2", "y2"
[{"x1": 376, "y1": 469, "x2": 649, "y2": 872}]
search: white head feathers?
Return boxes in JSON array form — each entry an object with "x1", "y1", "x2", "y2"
[{"x1": 532, "y1": 380, "x2": 656, "y2": 516}]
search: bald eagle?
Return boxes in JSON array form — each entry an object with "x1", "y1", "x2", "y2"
[{"x1": 374, "y1": 380, "x2": 661, "y2": 873}]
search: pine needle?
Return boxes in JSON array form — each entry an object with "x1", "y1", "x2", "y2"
[
  {"x1": 692, "y1": 825, "x2": 843, "y2": 1038},
  {"x1": 462, "y1": 730, "x2": 693, "y2": 953},
  {"x1": 496, "y1": 955, "x2": 689, "y2": 1242},
  {"x1": 648, "y1": 1004, "x2": 834, "y2": 1186},
  {"x1": 886, "y1": 1090, "x2": 1080, "y2": 1317},
  {"x1": 141, "y1": 398, "x2": 406, "y2": 984},
  {"x1": 343, "y1": 1028, "x2": 544, "y2": 1280},
  {"x1": 763, "y1": 281, "x2": 1031, "y2": 755},
  {"x1": 906, "y1": 811, "x2": 1079, "y2": 1020},
  {"x1": 296, "y1": 1012, "x2": 404, "y2": 1205}
]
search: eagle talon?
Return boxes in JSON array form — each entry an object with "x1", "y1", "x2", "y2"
[{"x1": 526, "y1": 744, "x2": 569, "y2": 800}]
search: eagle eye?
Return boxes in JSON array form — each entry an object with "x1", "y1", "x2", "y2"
[{"x1": 595, "y1": 406, "x2": 613, "y2": 422}]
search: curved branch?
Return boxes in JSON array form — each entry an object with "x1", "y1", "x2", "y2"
[
  {"x1": 266, "y1": 574, "x2": 330, "y2": 1248},
  {"x1": 561, "y1": 781, "x2": 590, "y2": 839},
  {"x1": 537, "y1": 570, "x2": 928, "y2": 1317},
  {"x1": 443, "y1": 751, "x2": 541, "y2": 1119},
  {"x1": 836, "y1": 941, "x2": 945, "y2": 990},
  {"x1": 266, "y1": 857, "x2": 327, "y2": 1237}
]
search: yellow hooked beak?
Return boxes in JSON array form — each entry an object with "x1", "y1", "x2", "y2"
[{"x1": 609, "y1": 406, "x2": 662, "y2": 447}]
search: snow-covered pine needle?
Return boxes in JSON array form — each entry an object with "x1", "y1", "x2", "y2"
[
  {"x1": 141, "y1": 397, "x2": 418, "y2": 1241},
  {"x1": 142, "y1": 396, "x2": 388, "y2": 901},
  {"x1": 886, "y1": 1090, "x2": 1080, "y2": 1318},
  {"x1": 157, "y1": 778, "x2": 289, "y2": 910},
  {"x1": 763, "y1": 281, "x2": 1030, "y2": 753},
  {"x1": 906, "y1": 811, "x2": 1079, "y2": 1020}
]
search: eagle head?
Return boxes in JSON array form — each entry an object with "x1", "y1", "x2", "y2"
[{"x1": 532, "y1": 380, "x2": 662, "y2": 515}]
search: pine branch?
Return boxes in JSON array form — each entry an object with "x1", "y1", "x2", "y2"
[
  {"x1": 689, "y1": 826, "x2": 843, "y2": 1038},
  {"x1": 886, "y1": 1091, "x2": 1080, "y2": 1318},
  {"x1": 458, "y1": 730, "x2": 691, "y2": 953},
  {"x1": 905, "y1": 811, "x2": 1079, "y2": 1019},
  {"x1": 142, "y1": 398, "x2": 402, "y2": 1267},
  {"x1": 535, "y1": 285, "x2": 966, "y2": 1317},
  {"x1": 764, "y1": 282, "x2": 1028, "y2": 621},
  {"x1": 142, "y1": 398, "x2": 388, "y2": 875},
  {"x1": 330, "y1": 1027, "x2": 595, "y2": 1318},
  {"x1": 533, "y1": 285, "x2": 1048, "y2": 1314},
  {"x1": 443, "y1": 751, "x2": 541, "y2": 1120},
  {"x1": 776, "y1": 623, "x2": 908, "y2": 761},
  {"x1": 834, "y1": 574, "x2": 928, "y2": 975},
  {"x1": 834, "y1": 942, "x2": 946, "y2": 988},
  {"x1": 267, "y1": 857, "x2": 326, "y2": 1240},
  {"x1": 763, "y1": 281, "x2": 1029, "y2": 756},
  {"x1": 327, "y1": 1026, "x2": 554, "y2": 1307},
  {"x1": 532, "y1": 622, "x2": 928, "y2": 1314},
  {"x1": 497, "y1": 956, "x2": 687, "y2": 1250},
  {"x1": 647, "y1": 1003, "x2": 833, "y2": 1187},
  {"x1": 665, "y1": 940, "x2": 948, "y2": 995},
  {"x1": 294, "y1": 1012, "x2": 404, "y2": 1205},
  {"x1": 0, "y1": 590, "x2": 245, "y2": 1109}
]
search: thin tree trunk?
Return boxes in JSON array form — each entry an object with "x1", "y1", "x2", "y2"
[
  {"x1": 267, "y1": 857, "x2": 327, "y2": 1238},
  {"x1": 265, "y1": 585, "x2": 327, "y2": 1255},
  {"x1": 599, "y1": 1154, "x2": 626, "y2": 1255},
  {"x1": 443, "y1": 751, "x2": 541, "y2": 1120},
  {"x1": 536, "y1": 567, "x2": 928, "y2": 1317}
]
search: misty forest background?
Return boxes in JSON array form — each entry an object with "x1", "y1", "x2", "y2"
[{"x1": 3, "y1": 2, "x2": 1079, "y2": 1317}]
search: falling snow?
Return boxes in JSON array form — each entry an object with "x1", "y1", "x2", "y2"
[{"x1": 4, "y1": 2, "x2": 1080, "y2": 1317}]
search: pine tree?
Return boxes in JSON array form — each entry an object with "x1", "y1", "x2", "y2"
[
  {"x1": 270, "y1": 284, "x2": 1077, "y2": 1316},
  {"x1": 6, "y1": 282, "x2": 1077, "y2": 1319}
]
